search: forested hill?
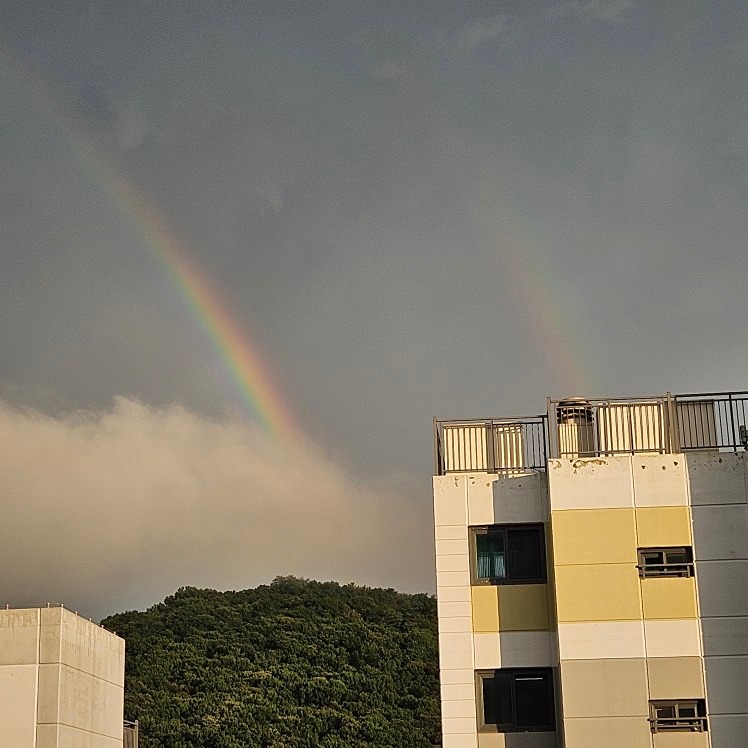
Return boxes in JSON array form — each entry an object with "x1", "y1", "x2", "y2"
[{"x1": 102, "y1": 578, "x2": 441, "y2": 748}]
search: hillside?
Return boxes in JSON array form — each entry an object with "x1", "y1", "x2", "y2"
[{"x1": 102, "y1": 578, "x2": 441, "y2": 747}]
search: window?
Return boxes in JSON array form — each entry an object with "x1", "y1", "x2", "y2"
[
  {"x1": 638, "y1": 547, "x2": 694, "y2": 578},
  {"x1": 649, "y1": 700, "x2": 707, "y2": 732},
  {"x1": 471, "y1": 525, "x2": 546, "y2": 584},
  {"x1": 478, "y1": 669, "x2": 555, "y2": 733}
]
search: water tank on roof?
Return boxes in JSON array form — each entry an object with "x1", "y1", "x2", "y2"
[{"x1": 556, "y1": 397, "x2": 595, "y2": 457}]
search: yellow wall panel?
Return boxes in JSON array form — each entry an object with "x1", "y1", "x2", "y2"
[
  {"x1": 497, "y1": 585, "x2": 550, "y2": 631},
  {"x1": 636, "y1": 506, "x2": 692, "y2": 547},
  {"x1": 555, "y1": 565, "x2": 641, "y2": 622},
  {"x1": 552, "y1": 509, "x2": 637, "y2": 565},
  {"x1": 647, "y1": 657, "x2": 705, "y2": 699},
  {"x1": 641, "y1": 578, "x2": 697, "y2": 620},
  {"x1": 471, "y1": 586, "x2": 499, "y2": 632}
]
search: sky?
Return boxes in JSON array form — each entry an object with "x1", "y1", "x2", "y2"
[{"x1": 1, "y1": 0, "x2": 747, "y2": 619}]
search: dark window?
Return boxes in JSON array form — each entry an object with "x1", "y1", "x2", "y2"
[
  {"x1": 638, "y1": 547, "x2": 694, "y2": 578},
  {"x1": 649, "y1": 700, "x2": 707, "y2": 732},
  {"x1": 479, "y1": 669, "x2": 555, "y2": 733},
  {"x1": 471, "y1": 525, "x2": 546, "y2": 584}
]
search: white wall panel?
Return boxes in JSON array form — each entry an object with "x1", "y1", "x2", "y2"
[
  {"x1": 686, "y1": 453, "x2": 747, "y2": 506},
  {"x1": 695, "y1": 560, "x2": 748, "y2": 617},
  {"x1": 644, "y1": 619, "x2": 702, "y2": 658},
  {"x1": 547, "y1": 456, "x2": 634, "y2": 510},
  {"x1": 701, "y1": 617, "x2": 748, "y2": 656},
  {"x1": 632, "y1": 454, "x2": 688, "y2": 507},
  {"x1": 692, "y1": 504, "x2": 748, "y2": 560},
  {"x1": 558, "y1": 621, "x2": 645, "y2": 660}
]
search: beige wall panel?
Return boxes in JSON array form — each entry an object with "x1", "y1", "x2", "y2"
[
  {"x1": 552, "y1": 508, "x2": 637, "y2": 565},
  {"x1": 557, "y1": 621, "x2": 645, "y2": 660},
  {"x1": 440, "y1": 616, "x2": 474, "y2": 634},
  {"x1": 636, "y1": 506, "x2": 692, "y2": 547},
  {"x1": 35, "y1": 724, "x2": 59, "y2": 748},
  {"x1": 441, "y1": 682, "x2": 476, "y2": 702},
  {"x1": 467, "y1": 475, "x2": 497, "y2": 525},
  {"x1": 436, "y1": 525, "x2": 470, "y2": 541},
  {"x1": 440, "y1": 668, "x2": 475, "y2": 685},
  {"x1": 555, "y1": 565, "x2": 641, "y2": 622},
  {"x1": 547, "y1": 456, "x2": 634, "y2": 511},
  {"x1": 440, "y1": 600, "x2": 474, "y2": 619},
  {"x1": 644, "y1": 620, "x2": 702, "y2": 658},
  {"x1": 56, "y1": 725, "x2": 123, "y2": 748},
  {"x1": 442, "y1": 699, "x2": 477, "y2": 719},
  {"x1": 560, "y1": 658, "x2": 649, "y2": 718},
  {"x1": 443, "y1": 734, "x2": 479, "y2": 748},
  {"x1": 0, "y1": 664, "x2": 38, "y2": 746},
  {"x1": 0, "y1": 608, "x2": 40, "y2": 665},
  {"x1": 472, "y1": 586, "x2": 500, "y2": 632},
  {"x1": 36, "y1": 663, "x2": 62, "y2": 724},
  {"x1": 641, "y1": 578, "x2": 697, "y2": 620},
  {"x1": 442, "y1": 716, "x2": 479, "y2": 735},
  {"x1": 653, "y1": 734, "x2": 709, "y2": 748},
  {"x1": 56, "y1": 664, "x2": 125, "y2": 739},
  {"x1": 437, "y1": 554, "x2": 471, "y2": 573},
  {"x1": 632, "y1": 454, "x2": 689, "y2": 507},
  {"x1": 474, "y1": 633, "x2": 501, "y2": 669},
  {"x1": 498, "y1": 585, "x2": 550, "y2": 631},
  {"x1": 501, "y1": 735, "x2": 557, "y2": 748},
  {"x1": 439, "y1": 632, "x2": 474, "y2": 670},
  {"x1": 646, "y1": 656, "x2": 705, "y2": 699},
  {"x1": 434, "y1": 476, "x2": 469, "y2": 526},
  {"x1": 438, "y1": 538, "x2": 471, "y2": 556},
  {"x1": 439, "y1": 570, "x2": 472, "y2": 588},
  {"x1": 478, "y1": 734, "x2": 505, "y2": 748},
  {"x1": 498, "y1": 632, "x2": 553, "y2": 667},
  {"x1": 439, "y1": 585, "x2": 472, "y2": 603},
  {"x1": 563, "y1": 716, "x2": 653, "y2": 747}
]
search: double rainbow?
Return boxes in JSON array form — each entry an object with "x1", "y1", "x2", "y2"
[{"x1": 2, "y1": 46, "x2": 299, "y2": 440}]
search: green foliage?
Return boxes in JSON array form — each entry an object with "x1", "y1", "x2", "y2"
[{"x1": 103, "y1": 578, "x2": 441, "y2": 747}]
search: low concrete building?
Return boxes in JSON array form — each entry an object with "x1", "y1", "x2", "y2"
[{"x1": 0, "y1": 605, "x2": 125, "y2": 747}]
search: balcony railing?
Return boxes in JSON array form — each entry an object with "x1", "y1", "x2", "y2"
[
  {"x1": 433, "y1": 391, "x2": 748, "y2": 474},
  {"x1": 433, "y1": 416, "x2": 548, "y2": 475},
  {"x1": 124, "y1": 720, "x2": 139, "y2": 748}
]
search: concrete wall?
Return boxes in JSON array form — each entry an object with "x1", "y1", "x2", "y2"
[
  {"x1": 434, "y1": 471, "x2": 559, "y2": 748},
  {"x1": 548, "y1": 454, "x2": 710, "y2": 748},
  {"x1": 0, "y1": 607, "x2": 125, "y2": 748},
  {"x1": 687, "y1": 452, "x2": 748, "y2": 748}
]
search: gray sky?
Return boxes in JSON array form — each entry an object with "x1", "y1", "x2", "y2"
[{"x1": 2, "y1": 0, "x2": 747, "y2": 618}]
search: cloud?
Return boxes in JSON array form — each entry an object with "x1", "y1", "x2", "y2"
[
  {"x1": 453, "y1": 14, "x2": 517, "y2": 54},
  {"x1": 550, "y1": 0, "x2": 638, "y2": 24},
  {"x1": 111, "y1": 102, "x2": 154, "y2": 151},
  {"x1": 0, "y1": 398, "x2": 432, "y2": 620}
]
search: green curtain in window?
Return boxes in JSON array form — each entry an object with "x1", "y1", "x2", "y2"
[{"x1": 477, "y1": 533, "x2": 505, "y2": 578}]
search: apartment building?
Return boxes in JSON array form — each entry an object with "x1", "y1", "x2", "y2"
[{"x1": 432, "y1": 391, "x2": 748, "y2": 748}]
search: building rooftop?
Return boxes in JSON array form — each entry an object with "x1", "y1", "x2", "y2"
[{"x1": 433, "y1": 389, "x2": 748, "y2": 475}]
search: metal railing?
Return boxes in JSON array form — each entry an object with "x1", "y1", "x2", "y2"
[
  {"x1": 124, "y1": 720, "x2": 139, "y2": 748},
  {"x1": 433, "y1": 390, "x2": 748, "y2": 474},
  {"x1": 433, "y1": 416, "x2": 548, "y2": 475},
  {"x1": 674, "y1": 391, "x2": 748, "y2": 452}
]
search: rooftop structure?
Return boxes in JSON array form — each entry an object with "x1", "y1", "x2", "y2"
[
  {"x1": 433, "y1": 390, "x2": 748, "y2": 748},
  {"x1": 0, "y1": 605, "x2": 126, "y2": 747}
]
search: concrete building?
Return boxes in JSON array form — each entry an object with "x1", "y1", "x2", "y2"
[
  {"x1": 0, "y1": 605, "x2": 126, "y2": 747},
  {"x1": 433, "y1": 391, "x2": 748, "y2": 748}
]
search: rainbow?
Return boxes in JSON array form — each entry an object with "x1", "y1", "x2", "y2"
[{"x1": 1, "y1": 47, "x2": 299, "y2": 440}]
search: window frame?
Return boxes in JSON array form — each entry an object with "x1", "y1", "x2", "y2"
[
  {"x1": 637, "y1": 546, "x2": 695, "y2": 579},
  {"x1": 469, "y1": 524, "x2": 547, "y2": 586},
  {"x1": 649, "y1": 699, "x2": 707, "y2": 732},
  {"x1": 477, "y1": 668, "x2": 556, "y2": 733}
]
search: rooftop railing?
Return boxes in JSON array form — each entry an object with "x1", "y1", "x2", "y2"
[
  {"x1": 433, "y1": 390, "x2": 748, "y2": 475},
  {"x1": 433, "y1": 415, "x2": 548, "y2": 475}
]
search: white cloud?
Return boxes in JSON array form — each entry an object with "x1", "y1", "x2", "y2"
[
  {"x1": 0, "y1": 398, "x2": 432, "y2": 619},
  {"x1": 551, "y1": 0, "x2": 638, "y2": 24},
  {"x1": 453, "y1": 14, "x2": 517, "y2": 54}
]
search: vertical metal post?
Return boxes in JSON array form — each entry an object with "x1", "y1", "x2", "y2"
[
  {"x1": 546, "y1": 397, "x2": 557, "y2": 459},
  {"x1": 433, "y1": 417, "x2": 440, "y2": 475},
  {"x1": 666, "y1": 392, "x2": 678, "y2": 454},
  {"x1": 728, "y1": 393, "x2": 737, "y2": 452},
  {"x1": 485, "y1": 421, "x2": 496, "y2": 473}
]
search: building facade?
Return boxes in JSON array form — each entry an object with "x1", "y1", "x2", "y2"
[
  {"x1": 0, "y1": 605, "x2": 126, "y2": 747},
  {"x1": 433, "y1": 392, "x2": 748, "y2": 747}
]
